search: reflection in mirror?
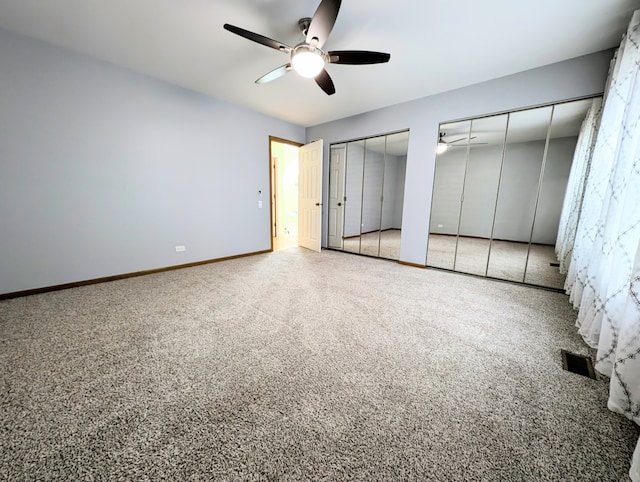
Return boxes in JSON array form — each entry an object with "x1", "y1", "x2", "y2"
[
  {"x1": 328, "y1": 144, "x2": 347, "y2": 249},
  {"x1": 360, "y1": 136, "x2": 386, "y2": 257},
  {"x1": 328, "y1": 131, "x2": 409, "y2": 261},
  {"x1": 427, "y1": 120, "x2": 471, "y2": 270},
  {"x1": 487, "y1": 106, "x2": 553, "y2": 282},
  {"x1": 524, "y1": 99, "x2": 593, "y2": 288},
  {"x1": 343, "y1": 140, "x2": 365, "y2": 255},
  {"x1": 379, "y1": 131, "x2": 409, "y2": 260},
  {"x1": 428, "y1": 97, "x2": 601, "y2": 289},
  {"x1": 456, "y1": 115, "x2": 508, "y2": 276}
]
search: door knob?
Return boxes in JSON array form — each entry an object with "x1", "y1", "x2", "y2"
[
  {"x1": 315, "y1": 202, "x2": 323, "y2": 206},
  {"x1": 337, "y1": 202, "x2": 342, "y2": 206}
]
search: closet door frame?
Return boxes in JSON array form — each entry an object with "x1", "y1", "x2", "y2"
[
  {"x1": 427, "y1": 95, "x2": 600, "y2": 290},
  {"x1": 327, "y1": 129, "x2": 410, "y2": 260}
]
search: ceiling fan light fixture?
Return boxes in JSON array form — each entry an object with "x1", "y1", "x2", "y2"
[
  {"x1": 436, "y1": 141, "x2": 448, "y2": 154},
  {"x1": 291, "y1": 45, "x2": 325, "y2": 78},
  {"x1": 223, "y1": 1, "x2": 390, "y2": 95}
]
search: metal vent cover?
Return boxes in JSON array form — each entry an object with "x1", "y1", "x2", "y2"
[{"x1": 561, "y1": 349, "x2": 597, "y2": 379}]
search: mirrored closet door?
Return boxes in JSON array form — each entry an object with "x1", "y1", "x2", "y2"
[
  {"x1": 328, "y1": 130, "x2": 409, "y2": 260},
  {"x1": 427, "y1": 97, "x2": 599, "y2": 289}
]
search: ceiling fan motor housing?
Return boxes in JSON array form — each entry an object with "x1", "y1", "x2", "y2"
[{"x1": 298, "y1": 17, "x2": 312, "y2": 37}]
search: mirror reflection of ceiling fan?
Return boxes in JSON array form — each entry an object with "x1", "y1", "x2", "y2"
[{"x1": 437, "y1": 132, "x2": 488, "y2": 154}]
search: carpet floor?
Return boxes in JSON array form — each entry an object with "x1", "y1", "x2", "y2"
[
  {"x1": 427, "y1": 234, "x2": 566, "y2": 289},
  {"x1": 342, "y1": 230, "x2": 401, "y2": 260},
  {"x1": 1, "y1": 248, "x2": 637, "y2": 481}
]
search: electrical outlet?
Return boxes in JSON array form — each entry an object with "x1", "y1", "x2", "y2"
[{"x1": 175, "y1": 245, "x2": 186, "y2": 252}]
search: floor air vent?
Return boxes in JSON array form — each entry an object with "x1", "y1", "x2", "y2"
[{"x1": 561, "y1": 349, "x2": 597, "y2": 379}]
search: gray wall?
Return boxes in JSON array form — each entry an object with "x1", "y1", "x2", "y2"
[
  {"x1": 459, "y1": 145, "x2": 504, "y2": 239},
  {"x1": 361, "y1": 150, "x2": 384, "y2": 233},
  {"x1": 531, "y1": 136, "x2": 578, "y2": 244},
  {"x1": 307, "y1": 50, "x2": 612, "y2": 265},
  {"x1": 342, "y1": 147, "x2": 405, "y2": 237},
  {"x1": 392, "y1": 156, "x2": 407, "y2": 229},
  {"x1": 429, "y1": 147, "x2": 467, "y2": 235},
  {"x1": 0, "y1": 27, "x2": 304, "y2": 295},
  {"x1": 343, "y1": 143, "x2": 364, "y2": 237},
  {"x1": 380, "y1": 156, "x2": 396, "y2": 231}
]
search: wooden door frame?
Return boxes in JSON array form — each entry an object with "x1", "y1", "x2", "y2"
[{"x1": 268, "y1": 136, "x2": 303, "y2": 252}]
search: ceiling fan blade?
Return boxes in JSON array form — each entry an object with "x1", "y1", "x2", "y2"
[
  {"x1": 444, "y1": 136, "x2": 478, "y2": 144},
  {"x1": 306, "y1": 0, "x2": 341, "y2": 48},
  {"x1": 315, "y1": 68, "x2": 336, "y2": 95},
  {"x1": 255, "y1": 64, "x2": 292, "y2": 84},
  {"x1": 223, "y1": 24, "x2": 291, "y2": 53},
  {"x1": 450, "y1": 142, "x2": 488, "y2": 147},
  {"x1": 328, "y1": 50, "x2": 390, "y2": 65}
]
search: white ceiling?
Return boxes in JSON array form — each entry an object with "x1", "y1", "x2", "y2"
[{"x1": 0, "y1": 0, "x2": 637, "y2": 127}]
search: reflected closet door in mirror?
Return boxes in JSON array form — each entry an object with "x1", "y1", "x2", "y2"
[
  {"x1": 379, "y1": 131, "x2": 409, "y2": 260},
  {"x1": 524, "y1": 99, "x2": 592, "y2": 288},
  {"x1": 487, "y1": 106, "x2": 553, "y2": 282},
  {"x1": 456, "y1": 115, "x2": 508, "y2": 276},
  {"x1": 328, "y1": 144, "x2": 347, "y2": 249},
  {"x1": 360, "y1": 136, "x2": 386, "y2": 257},
  {"x1": 343, "y1": 140, "x2": 365, "y2": 254},
  {"x1": 427, "y1": 120, "x2": 471, "y2": 270}
]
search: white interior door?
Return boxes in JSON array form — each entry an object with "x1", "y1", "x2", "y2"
[
  {"x1": 328, "y1": 146, "x2": 346, "y2": 248},
  {"x1": 298, "y1": 139, "x2": 323, "y2": 252}
]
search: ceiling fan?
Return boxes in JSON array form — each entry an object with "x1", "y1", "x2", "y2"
[
  {"x1": 437, "y1": 132, "x2": 487, "y2": 153},
  {"x1": 223, "y1": 0, "x2": 390, "y2": 95}
]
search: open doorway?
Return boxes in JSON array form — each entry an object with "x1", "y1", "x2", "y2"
[{"x1": 270, "y1": 137, "x2": 302, "y2": 251}]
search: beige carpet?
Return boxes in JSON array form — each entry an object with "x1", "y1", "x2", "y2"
[
  {"x1": 427, "y1": 234, "x2": 566, "y2": 289},
  {"x1": 1, "y1": 248, "x2": 637, "y2": 480},
  {"x1": 343, "y1": 229, "x2": 401, "y2": 260}
]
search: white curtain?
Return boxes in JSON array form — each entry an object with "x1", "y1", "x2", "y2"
[
  {"x1": 560, "y1": 9, "x2": 640, "y2": 481},
  {"x1": 564, "y1": 46, "x2": 623, "y2": 327},
  {"x1": 612, "y1": 242, "x2": 640, "y2": 482},
  {"x1": 555, "y1": 96, "x2": 602, "y2": 274}
]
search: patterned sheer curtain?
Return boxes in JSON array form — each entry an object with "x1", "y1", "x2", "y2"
[
  {"x1": 616, "y1": 245, "x2": 640, "y2": 482},
  {"x1": 560, "y1": 10, "x2": 640, "y2": 481},
  {"x1": 555, "y1": 96, "x2": 602, "y2": 274}
]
